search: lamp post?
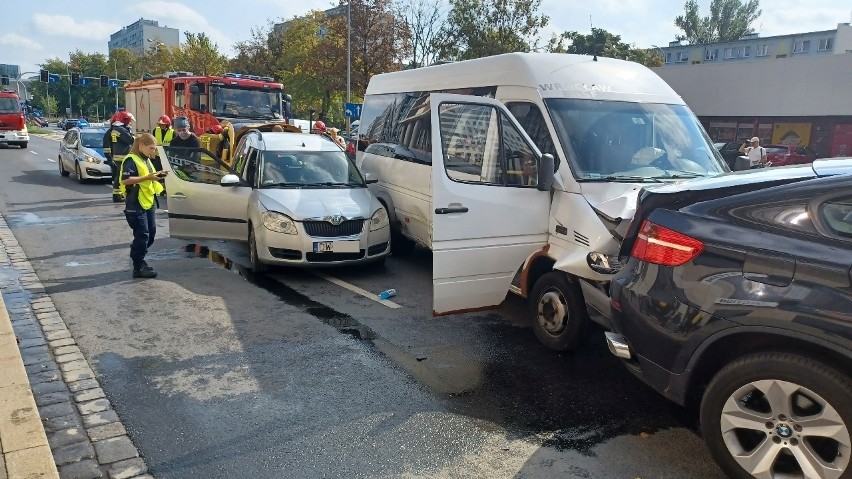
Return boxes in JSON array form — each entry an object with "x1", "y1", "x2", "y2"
[
  {"x1": 346, "y1": 1, "x2": 351, "y2": 134},
  {"x1": 651, "y1": 44, "x2": 667, "y2": 64},
  {"x1": 113, "y1": 59, "x2": 119, "y2": 111},
  {"x1": 66, "y1": 55, "x2": 72, "y2": 116}
]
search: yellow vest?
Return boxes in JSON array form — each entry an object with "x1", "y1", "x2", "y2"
[
  {"x1": 154, "y1": 127, "x2": 174, "y2": 146},
  {"x1": 120, "y1": 154, "x2": 164, "y2": 210}
]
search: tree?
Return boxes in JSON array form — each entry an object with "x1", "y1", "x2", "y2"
[
  {"x1": 435, "y1": 0, "x2": 549, "y2": 61},
  {"x1": 174, "y1": 32, "x2": 229, "y2": 76},
  {"x1": 548, "y1": 28, "x2": 662, "y2": 67},
  {"x1": 675, "y1": 0, "x2": 761, "y2": 45},
  {"x1": 395, "y1": 0, "x2": 446, "y2": 68}
]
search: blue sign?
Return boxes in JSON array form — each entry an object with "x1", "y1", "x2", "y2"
[
  {"x1": 344, "y1": 102, "x2": 362, "y2": 118},
  {"x1": 108, "y1": 79, "x2": 120, "y2": 88},
  {"x1": 79, "y1": 77, "x2": 90, "y2": 86},
  {"x1": 48, "y1": 74, "x2": 60, "y2": 84}
]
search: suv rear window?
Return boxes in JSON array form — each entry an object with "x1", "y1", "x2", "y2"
[{"x1": 0, "y1": 97, "x2": 20, "y2": 114}]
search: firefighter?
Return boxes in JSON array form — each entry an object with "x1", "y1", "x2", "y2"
[
  {"x1": 151, "y1": 115, "x2": 173, "y2": 172},
  {"x1": 105, "y1": 111, "x2": 135, "y2": 203},
  {"x1": 200, "y1": 124, "x2": 225, "y2": 159},
  {"x1": 311, "y1": 120, "x2": 326, "y2": 135}
]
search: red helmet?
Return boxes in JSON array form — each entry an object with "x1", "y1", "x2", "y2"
[
  {"x1": 157, "y1": 115, "x2": 171, "y2": 126},
  {"x1": 313, "y1": 120, "x2": 326, "y2": 133},
  {"x1": 114, "y1": 111, "x2": 134, "y2": 125},
  {"x1": 208, "y1": 124, "x2": 224, "y2": 134}
]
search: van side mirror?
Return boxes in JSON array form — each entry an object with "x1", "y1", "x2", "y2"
[{"x1": 537, "y1": 154, "x2": 555, "y2": 191}]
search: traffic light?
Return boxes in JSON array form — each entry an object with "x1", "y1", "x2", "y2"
[
  {"x1": 71, "y1": 72, "x2": 80, "y2": 85},
  {"x1": 40, "y1": 69, "x2": 49, "y2": 83},
  {"x1": 100, "y1": 75, "x2": 109, "y2": 87}
]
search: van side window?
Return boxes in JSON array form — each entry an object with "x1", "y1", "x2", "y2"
[
  {"x1": 439, "y1": 102, "x2": 537, "y2": 187},
  {"x1": 359, "y1": 92, "x2": 432, "y2": 164},
  {"x1": 505, "y1": 102, "x2": 557, "y2": 164}
]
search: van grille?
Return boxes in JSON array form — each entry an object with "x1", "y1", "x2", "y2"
[{"x1": 303, "y1": 220, "x2": 365, "y2": 238}]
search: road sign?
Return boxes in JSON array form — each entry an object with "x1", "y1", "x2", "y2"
[
  {"x1": 108, "y1": 79, "x2": 120, "y2": 88},
  {"x1": 79, "y1": 77, "x2": 90, "y2": 86},
  {"x1": 48, "y1": 74, "x2": 60, "y2": 84},
  {"x1": 344, "y1": 102, "x2": 362, "y2": 118}
]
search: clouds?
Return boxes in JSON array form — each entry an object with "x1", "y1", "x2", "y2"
[
  {"x1": 0, "y1": 33, "x2": 43, "y2": 51},
  {"x1": 32, "y1": 14, "x2": 119, "y2": 40},
  {"x1": 130, "y1": 1, "x2": 236, "y2": 54}
]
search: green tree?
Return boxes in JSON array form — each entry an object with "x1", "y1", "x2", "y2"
[
  {"x1": 675, "y1": 0, "x2": 761, "y2": 45},
  {"x1": 435, "y1": 0, "x2": 549, "y2": 61},
  {"x1": 549, "y1": 28, "x2": 662, "y2": 67},
  {"x1": 174, "y1": 32, "x2": 229, "y2": 76}
]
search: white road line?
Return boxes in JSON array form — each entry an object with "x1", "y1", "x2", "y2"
[
  {"x1": 30, "y1": 151, "x2": 38, "y2": 154},
  {"x1": 312, "y1": 271, "x2": 402, "y2": 309},
  {"x1": 46, "y1": 158, "x2": 56, "y2": 163}
]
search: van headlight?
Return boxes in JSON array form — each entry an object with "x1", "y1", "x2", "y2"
[
  {"x1": 370, "y1": 207, "x2": 389, "y2": 231},
  {"x1": 261, "y1": 211, "x2": 297, "y2": 234}
]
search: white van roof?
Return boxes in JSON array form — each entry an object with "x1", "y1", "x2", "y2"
[{"x1": 366, "y1": 52, "x2": 684, "y2": 105}]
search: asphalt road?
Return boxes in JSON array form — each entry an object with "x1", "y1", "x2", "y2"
[{"x1": 0, "y1": 132, "x2": 726, "y2": 478}]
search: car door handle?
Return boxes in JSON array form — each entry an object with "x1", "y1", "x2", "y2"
[
  {"x1": 435, "y1": 207, "x2": 469, "y2": 214},
  {"x1": 170, "y1": 193, "x2": 187, "y2": 199}
]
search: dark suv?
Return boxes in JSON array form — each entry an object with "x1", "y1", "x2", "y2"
[{"x1": 607, "y1": 162, "x2": 852, "y2": 479}]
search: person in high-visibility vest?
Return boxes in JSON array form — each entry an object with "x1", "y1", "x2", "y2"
[
  {"x1": 106, "y1": 111, "x2": 135, "y2": 203},
  {"x1": 152, "y1": 115, "x2": 174, "y2": 172},
  {"x1": 119, "y1": 133, "x2": 166, "y2": 279}
]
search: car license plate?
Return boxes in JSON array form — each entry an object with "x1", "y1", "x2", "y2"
[{"x1": 313, "y1": 240, "x2": 359, "y2": 253}]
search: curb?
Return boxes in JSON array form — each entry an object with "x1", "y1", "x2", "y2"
[{"x1": 0, "y1": 215, "x2": 153, "y2": 479}]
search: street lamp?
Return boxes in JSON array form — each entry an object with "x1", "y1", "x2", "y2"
[
  {"x1": 346, "y1": 1, "x2": 351, "y2": 134},
  {"x1": 113, "y1": 59, "x2": 119, "y2": 111},
  {"x1": 651, "y1": 44, "x2": 667, "y2": 64}
]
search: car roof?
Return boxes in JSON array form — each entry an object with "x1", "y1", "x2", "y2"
[
  {"x1": 249, "y1": 131, "x2": 342, "y2": 152},
  {"x1": 76, "y1": 127, "x2": 107, "y2": 133}
]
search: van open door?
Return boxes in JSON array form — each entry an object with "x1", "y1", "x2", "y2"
[{"x1": 431, "y1": 93, "x2": 552, "y2": 315}]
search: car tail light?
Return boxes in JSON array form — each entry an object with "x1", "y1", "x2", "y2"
[{"x1": 630, "y1": 220, "x2": 703, "y2": 266}]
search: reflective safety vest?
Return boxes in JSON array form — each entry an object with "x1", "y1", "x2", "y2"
[
  {"x1": 154, "y1": 127, "x2": 174, "y2": 146},
  {"x1": 120, "y1": 153, "x2": 164, "y2": 210}
]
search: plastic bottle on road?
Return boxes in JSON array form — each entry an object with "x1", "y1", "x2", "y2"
[{"x1": 378, "y1": 289, "x2": 397, "y2": 300}]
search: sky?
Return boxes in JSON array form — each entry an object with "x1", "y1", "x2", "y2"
[{"x1": 1, "y1": 0, "x2": 850, "y2": 77}]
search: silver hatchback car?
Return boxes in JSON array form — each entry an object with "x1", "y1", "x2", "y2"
[{"x1": 161, "y1": 129, "x2": 390, "y2": 272}]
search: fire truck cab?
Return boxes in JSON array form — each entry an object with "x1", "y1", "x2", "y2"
[{"x1": 124, "y1": 72, "x2": 292, "y2": 136}]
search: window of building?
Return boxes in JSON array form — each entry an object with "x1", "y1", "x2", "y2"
[
  {"x1": 756, "y1": 44, "x2": 770, "y2": 56},
  {"x1": 676, "y1": 52, "x2": 688, "y2": 63},
  {"x1": 793, "y1": 40, "x2": 810, "y2": 53},
  {"x1": 705, "y1": 49, "x2": 718, "y2": 60},
  {"x1": 665, "y1": 53, "x2": 672, "y2": 64},
  {"x1": 818, "y1": 38, "x2": 833, "y2": 51},
  {"x1": 742, "y1": 46, "x2": 751, "y2": 58},
  {"x1": 724, "y1": 48, "x2": 735, "y2": 59}
]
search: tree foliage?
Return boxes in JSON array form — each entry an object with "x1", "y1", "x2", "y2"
[
  {"x1": 675, "y1": 0, "x2": 761, "y2": 44},
  {"x1": 395, "y1": 0, "x2": 446, "y2": 68},
  {"x1": 174, "y1": 32, "x2": 229, "y2": 76},
  {"x1": 436, "y1": 0, "x2": 548, "y2": 60},
  {"x1": 548, "y1": 28, "x2": 662, "y2": 67}
]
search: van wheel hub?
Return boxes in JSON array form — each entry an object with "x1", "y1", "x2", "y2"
[{"x1": 537, "y1": 290, "x2": 567, "y2": 335}]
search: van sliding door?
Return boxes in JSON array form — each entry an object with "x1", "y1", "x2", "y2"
[{"x1": 430, "y1": 93, "x2": 551, "y2": 315}]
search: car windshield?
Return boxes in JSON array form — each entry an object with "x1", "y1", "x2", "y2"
[
  {"x1": 259, "y1": 150, "x2": 365, "y2": 187},
  {"x1": 0, "y1": 98, "x2": 20, "y2": 113},
  {"x1": 80, "y1": 132, "x2": 103, "y2": 148},
  {"x1": 211, "y1": 86, "x2": 282, "y2": 120},
  {"x1": 545, "y1": 99, "x2": 727, "y2": 180}
]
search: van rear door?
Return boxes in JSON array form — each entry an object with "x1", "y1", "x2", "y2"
[{"x1": 431, "y1": 93, "x2": 552, "y2": 315}]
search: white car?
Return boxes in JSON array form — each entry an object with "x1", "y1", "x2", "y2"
[
  {"x1": 58, "y1": 128, "x2": 112, "y2": 183},
  {"x1": 161, "y1": 130, "x2": 391, "y2": 272}
]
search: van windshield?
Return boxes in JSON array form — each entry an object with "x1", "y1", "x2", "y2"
[{"x1": 545, "y1": 99, "x2": 728, "y2": 180}]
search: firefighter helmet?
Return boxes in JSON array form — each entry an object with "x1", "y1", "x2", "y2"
[
  {"x1": 157, "y1": 115, "x2": 172, "y2": 126},
  {"x1": 208, "y1": 124, "x2": 224, "y2": 134},
  {"x1": 313, "y1": 120, "x2": 326, "y2": 133},
  {"x1": 114, "y1": 110, "x2": 134, "y2": 125}
]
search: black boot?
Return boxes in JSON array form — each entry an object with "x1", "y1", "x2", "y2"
[
  {"x1": 132, "y1": 269, "x2": 157, "y2": 279},
  {"x1": 140, "y1": 261, "x2": 154, "y2": 272}
]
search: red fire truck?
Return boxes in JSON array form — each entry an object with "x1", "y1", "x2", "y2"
[{"x1": 124, "y1": 72, "x2": 293, "y2": 136}]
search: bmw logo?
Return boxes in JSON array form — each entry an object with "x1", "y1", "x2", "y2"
[{"x1": 776, "y1": 424, "x2": 793, "y2": 438}]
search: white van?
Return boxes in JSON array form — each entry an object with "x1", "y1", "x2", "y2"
[{"x1": 356, "y1": 52, "x2": 728, "y2": 350}]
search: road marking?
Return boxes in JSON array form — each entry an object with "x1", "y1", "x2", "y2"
[
  {"x1": 30, "y1": 151, "x2": 38, "y2": 154},
  {"x1": 312, "y1": 271, "x2": 402, "y2": 309},
  {"x1": 46, "y1": 158, "x2": 56, "y2": 163}
]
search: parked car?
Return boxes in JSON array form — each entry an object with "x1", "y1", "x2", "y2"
[
  {"x1": 764, "y1": 144, "x2": 818, "y2": 166},
  {"x1": 161, "y1": 130, "x2": 391, "y2": 272},
  {"x1": 61, "y1": 118, "x2": 79, "y2": 131},
  {"x1": 713, "y1": 141, "x2": 743, "y2": 170},
  {"x1": 606, "y1": 160, "x2": 852, "y2": 479},
  {"x1": 0, "y1": 89, "x2": 28, "y2": 148},
  {"x1": 58, "y1": 127, "x2": 112, "y2": 183}
]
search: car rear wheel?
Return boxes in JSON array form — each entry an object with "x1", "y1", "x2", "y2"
[
  {"x1": 700, "y1": 352, "x2": 852, "y2": 479},
  {"x1": 76, "y1": 162, "x2": 85, "y2": 184},
  {"x1": 248, "y1": 226, "x2": 269, "y2": 274},
  {"x1": 528, "y1": 272, "x2": 589, "y2": 351},
  {"x1": 59, "y1": 157, "x2": 70, "y2": 177}
]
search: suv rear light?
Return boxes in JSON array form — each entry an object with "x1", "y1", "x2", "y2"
[{"x1": 630, "y1": 220, "x2": 703, "y2": 266}]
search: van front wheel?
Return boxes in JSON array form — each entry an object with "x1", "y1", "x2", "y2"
[{"x1": 529, "y1": 272, "x2": 589, "y2": 351}]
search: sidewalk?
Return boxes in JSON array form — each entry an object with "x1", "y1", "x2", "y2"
[{"x1": 0, "y1": 294, "x2": 60, "y2": 478}]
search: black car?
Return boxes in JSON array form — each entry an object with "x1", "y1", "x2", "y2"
[
  {"x1": 61, "y1": 118, "x2": 79, "y2": 131},
  {"x1": 713, "y1": 141, "x2": 746, "y2": 170},
  {"x1": 607, "y1": 161, "x2": 852, "y2": 479}
]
